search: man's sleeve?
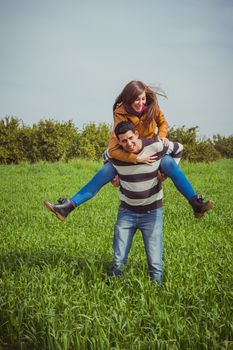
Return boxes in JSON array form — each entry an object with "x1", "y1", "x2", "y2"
[{"x1": 165, "y1": 142, "x2": 183, "y2": 164}]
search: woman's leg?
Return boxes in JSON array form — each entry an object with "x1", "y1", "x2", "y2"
[
  {"x1": 44, "y1": 162, "x2": 117, "y2": 221},
  {"x1": 160, "y1": 155, "x2": 195, "y2": 200},
  {"x1": 70, "y1": 162, "x2": 117, "y2": 206},
  {"x1": 160, "y1": 155, "x2": 214, "y2": 218}
]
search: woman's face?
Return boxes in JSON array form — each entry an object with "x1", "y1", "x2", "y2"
[{"x1": 131, "y1": 91, "x2": 146, "y2": 113}]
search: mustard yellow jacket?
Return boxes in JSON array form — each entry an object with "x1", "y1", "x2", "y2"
[{"x1": 108, "y1": 104, "x2": 169, "y2": 163}]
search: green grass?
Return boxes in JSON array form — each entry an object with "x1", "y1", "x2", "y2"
[{"x1": 0, "y1": 159, "x2": 233, "y2": 350}]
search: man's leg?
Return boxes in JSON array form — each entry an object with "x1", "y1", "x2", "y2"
[
  {"x1": 108, "y1": 208, "x2": 137, "y2": 277},
  {"x1": 139, "y1": 208, "x2": 163, "y2": 285}
]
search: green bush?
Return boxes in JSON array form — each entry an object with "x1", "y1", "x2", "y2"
[
  {"x1": 78, "y1": 123, "x2": 111, "y2": 160},
  {"x1": 212, "y1": 134, "x2": 233, "y2": 158},
  {"x1": 0, "y1": 117, "x2": 80, "y2": 163},
  {"x1": 19, "y1": 125, "x2": 41, "y2": 163},
  {"x1": 168, "y1": 126, "x2": 221, "y2": 162},
  {"x1": 35, "y1": 119, "x2": 79, "y2": 162},
  {"x1": 184, "y1": 140, "x2": 221, "y2": 162},
  {"x1": 0, "y1": 117, "x2": 232, "y2": 164},
  {"x1": 0, "y1": 117, "x2": 25, "y2": 164}
]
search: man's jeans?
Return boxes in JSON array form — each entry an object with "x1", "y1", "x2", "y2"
[{"x1": 111, "y1": 207, "x2": 163, "y2": 284}]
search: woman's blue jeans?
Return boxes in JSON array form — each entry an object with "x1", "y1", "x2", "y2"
[
  {"x1": 111, "y1": 207, "x2": 163, "y2": 284},
  {"x1": 70, "y1": 155, "x2": 195, "y2": 207},
  {"x1": 70, "y1": 162, "x2": 117, "y2": 206}
]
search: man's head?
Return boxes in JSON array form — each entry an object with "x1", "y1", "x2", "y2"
[{"x1": 114, "y1": 121, "x2": 141, "y2": 153}]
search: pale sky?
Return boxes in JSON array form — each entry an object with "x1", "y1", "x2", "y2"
[{"x1": 0, "y1": 0, "x2": 233, "y2": 137}]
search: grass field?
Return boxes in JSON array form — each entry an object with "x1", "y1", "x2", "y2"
[{"x1": 0, "y1": 159, "x2": 233, "y2": 350}]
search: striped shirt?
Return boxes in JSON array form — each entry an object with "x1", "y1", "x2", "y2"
[{"x1": 110, "y1": 138, "x2": 183, "y2": 213}]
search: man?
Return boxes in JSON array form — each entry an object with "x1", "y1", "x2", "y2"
[{"x1": 107, "y1": 121, "x2": 184, "y2": 285}]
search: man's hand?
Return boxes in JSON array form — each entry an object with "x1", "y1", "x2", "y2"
[
  {"x1": 136, "y1": 154, "x2": 158, "y2": 165},
  {"x1": 111, "y1": 175, "x2": 120, "y2": 187},
  {"x1": 157, "y1": 170, "x2": 167, "y2": 182},
  {"x1": 159, "y1": 137, "x2": 169, "y2": 147}
]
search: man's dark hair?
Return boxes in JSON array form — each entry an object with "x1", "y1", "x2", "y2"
[{"x1": 114, "y1": 121, "x2": 136, "y2": 139}]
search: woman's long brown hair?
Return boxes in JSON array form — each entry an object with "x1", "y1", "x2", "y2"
[{"x1": 113, "y1": 80, "x2": 159, "y2": 123}]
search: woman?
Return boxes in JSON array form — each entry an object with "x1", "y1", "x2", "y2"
[{"x1": 44, "y1": 81, "x2": 213, "y2": 220}]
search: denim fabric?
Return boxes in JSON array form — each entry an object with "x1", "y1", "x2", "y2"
[
  {"x1": 160, "y1": 155, "x2": 195, "y2": 200},
  {"x1": 111, "y1": 207, "x2": 163, "y2": 284},
  {"x1": 70, "y1": 162, "x2": 117, "y2": 206}
]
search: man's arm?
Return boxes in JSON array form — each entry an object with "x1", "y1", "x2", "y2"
[
  {"x1": 165, "y1": 142, "x2": 184, "y2": 164},
  {"x1": 157, "y1": 141, "x2": 183, "y2": 182}
]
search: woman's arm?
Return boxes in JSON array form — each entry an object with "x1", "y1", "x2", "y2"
[
  {"x1": 108, "y1": 132, "x2": 158, "y2": 164},
  {"x1": 108, "y1": 112, "x2": 138, "y2": 163},
  {"x1": 108, "y1": 106, "x2": 169, "y2": 164},
  {"x1": 108, "y1": 131, "x2": 138, "y2": 163},
  {"x1": 156, "y1": 106, "x2": 169, "y2": 138}
]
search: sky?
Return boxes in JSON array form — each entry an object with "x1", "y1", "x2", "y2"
[{"x1": 0, "y1": 0, "x2": 233, "y2": 137}]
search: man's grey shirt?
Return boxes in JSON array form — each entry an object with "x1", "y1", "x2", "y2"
[{"x1": 110, "y1": 138, "x2": 183, "y2": 213}]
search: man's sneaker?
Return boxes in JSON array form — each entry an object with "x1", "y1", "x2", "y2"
[
  {"x1": 43, "y1": 198, "x2": 75, "y2": 221},
  {"x1": 189, "y1": 195, "x2": 214, "y2": 219},
  {"x1": 107, "y1": 267, "x2": 123, "y2": 278}
]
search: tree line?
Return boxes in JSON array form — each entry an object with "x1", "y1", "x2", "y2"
[{"x1": 0, "y1": 116, "x2": 232, "y2": 164}]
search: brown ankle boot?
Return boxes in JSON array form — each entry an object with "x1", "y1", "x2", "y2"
[
  {"x1": 189, "y1": 195, "x2": 214, "y2": 219},
  {"x1": 44, "y1": 198, "x2": 75, "y2": 221}
]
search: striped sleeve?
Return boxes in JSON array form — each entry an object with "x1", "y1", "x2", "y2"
[{"x1": 166, "y1": 142, "x2": 183, "y2": 164}]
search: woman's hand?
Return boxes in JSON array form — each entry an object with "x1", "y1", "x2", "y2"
[
  {"x1": 159, "y1": 137, "x2": 169, "y2": 147},
  {"x1": 111, "y1": 175, "x2": 120, "y2": 187},
  {"x1": 136, "y1": 154, "x2": 158, "y2": 165}
]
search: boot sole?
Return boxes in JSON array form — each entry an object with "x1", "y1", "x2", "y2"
[
  {"x1": 43, "y1": 201, "x2": 65, "y2": 221},
  {"x1": 194, "y1": 200, "x2": 214, "y2": 219}
]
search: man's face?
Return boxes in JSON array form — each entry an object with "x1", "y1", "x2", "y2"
[{"x1": 118, "y1": 130, "x2": 140, "y2": 153}]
